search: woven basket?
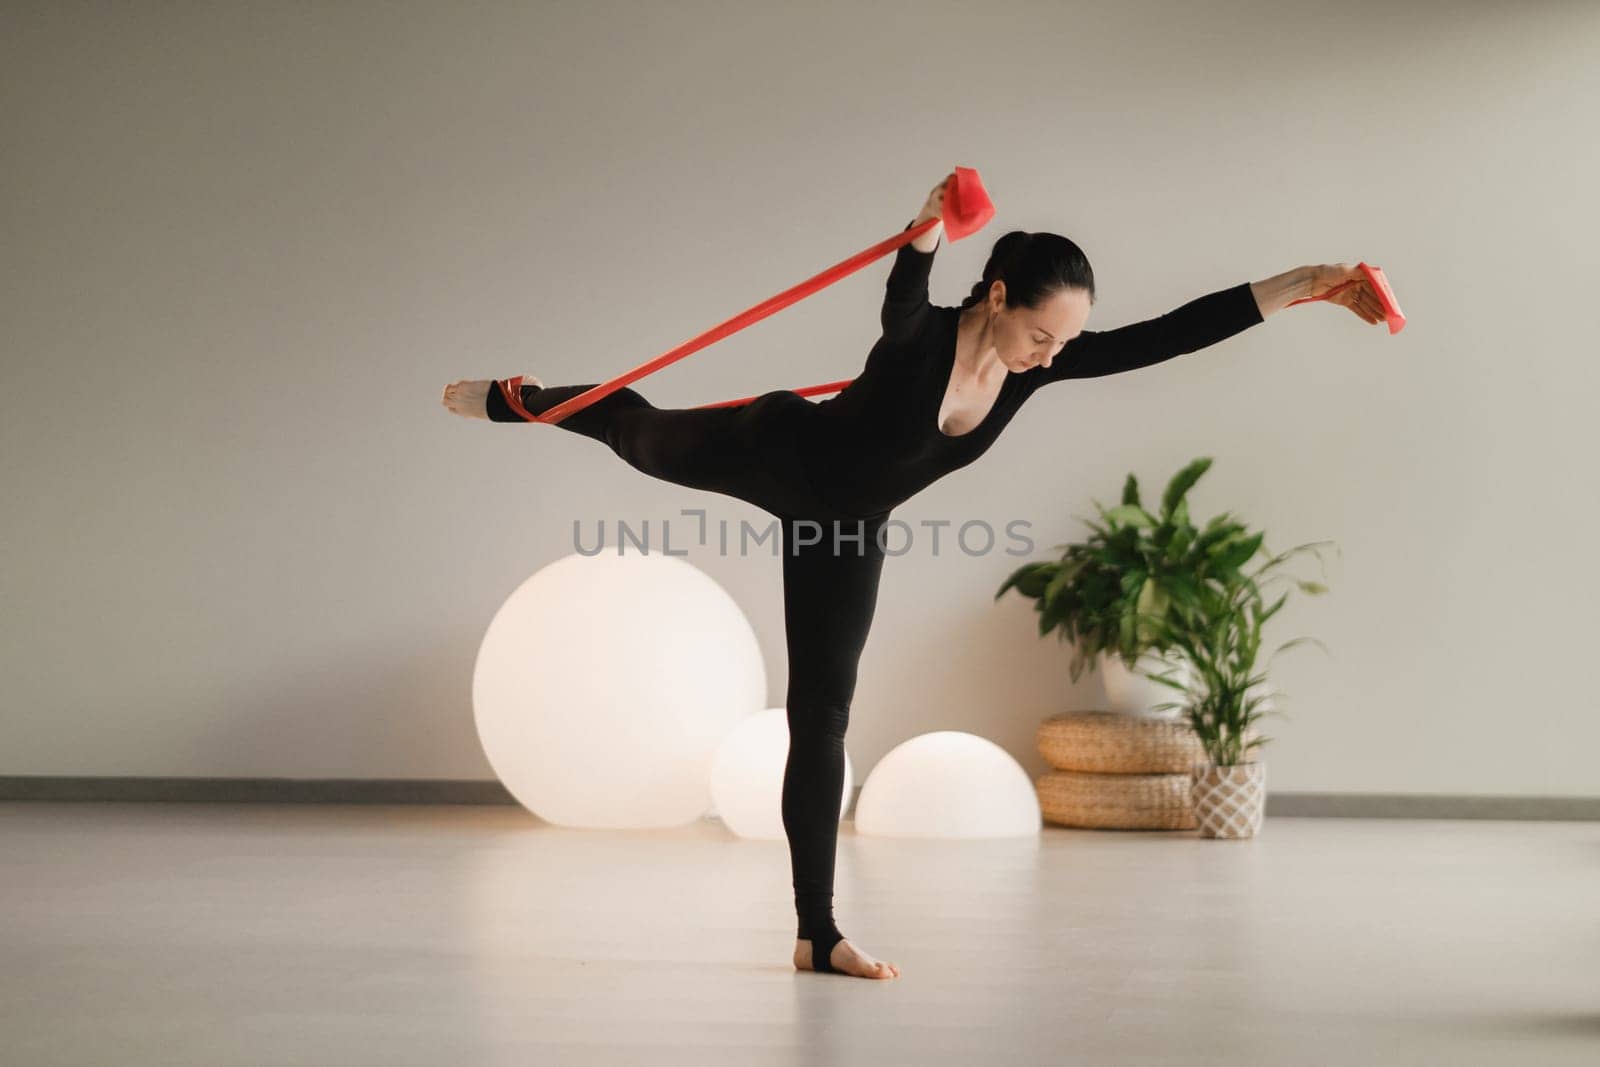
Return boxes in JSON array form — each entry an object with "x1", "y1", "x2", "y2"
[
  {"x1": 1036, "y1": 769, "x2": 1197, "y2": 831},
  {"x1": 1037, "y1": 710, "x2": 1207, "y2": 774}
]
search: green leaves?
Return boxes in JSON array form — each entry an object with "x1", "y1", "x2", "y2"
[
  {"x1": 1161, "y1": 456, "x2": 1212, "y2": 519},
  {"x1": 1214, "y1": 531, "x2": 1265, "y2": 571},
  {"x1": 994, "y1": 560, "x2": 1055, "y2": 601},
  {"x1": 1101, "y1": 503, "x2": 1158, "y2": 528},
  {"x1": 1121, "y1": 472, "x2": 1141, "y2": 508}
]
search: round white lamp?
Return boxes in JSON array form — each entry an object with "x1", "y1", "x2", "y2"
[
  {"x1": 473, "y1": 548, "x2": 765, "y2": 828},
  {"x1": 708, "y1": 707, "x2": 854, "y2": 839},
  {"x1": 853, "y1": 730, "x2": 1041, "y2": 838}
]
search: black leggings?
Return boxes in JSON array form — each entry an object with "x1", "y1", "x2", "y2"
[{"x1": 489, "y1": 381, "x2": 888, "y2": 971}]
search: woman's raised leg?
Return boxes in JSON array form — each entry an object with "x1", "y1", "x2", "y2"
[{"x1": 485, "y1": 380, "x2": 808, "y2": 514}]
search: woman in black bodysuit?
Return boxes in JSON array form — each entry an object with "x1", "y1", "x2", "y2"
[{"x1": 442, "y1": 174, "x2": 1390, "y2": 979}]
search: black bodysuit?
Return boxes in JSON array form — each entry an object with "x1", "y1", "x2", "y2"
[{"x1": 486, "y1": 220, "x2": 1265, "y2": 973}]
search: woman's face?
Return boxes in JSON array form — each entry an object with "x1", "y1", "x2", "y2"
[{"x1": 983, "y1": 283, "x2": 1093, "y2": 373}]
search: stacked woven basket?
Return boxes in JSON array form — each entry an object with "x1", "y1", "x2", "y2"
[{"x1": 1035, "y1": 711, "x2": 1209, "y2": 831}]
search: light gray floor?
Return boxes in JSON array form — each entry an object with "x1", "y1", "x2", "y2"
[{"x1": 1, "y1": 803, "x2": 1594, "y2": 1066}]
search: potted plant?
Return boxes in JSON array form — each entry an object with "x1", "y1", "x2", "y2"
[
  {"x1": 1136, "y1": 537, "x2": 1335, "y2": 838},
  {"x1": 995, "y1": 457, "x2": 1267, "y2": 717}
]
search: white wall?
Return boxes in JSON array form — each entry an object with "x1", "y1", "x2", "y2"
[{"x1": 3, "y1": 0, "x2": 1596, "y2": 795}]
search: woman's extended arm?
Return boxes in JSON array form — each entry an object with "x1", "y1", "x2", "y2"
[
  {"x1": 1041, "y1": 263, "x2": 1390, "y2": 382},
  {"x1": 1039, "y1": 281, "x2": 1265, "y2": 382}
]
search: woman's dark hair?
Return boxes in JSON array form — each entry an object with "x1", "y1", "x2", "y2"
[{"x1": 956, "y1": 230, "x2": 1096, "y2": 313}]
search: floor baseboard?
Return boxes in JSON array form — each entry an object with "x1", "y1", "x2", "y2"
[
  {"x1": 2, "y1": 777, "x2": 1598, "y2": 820},
  {"x1": 0, "y1": 776, "x2": 515, "y2": 805}
]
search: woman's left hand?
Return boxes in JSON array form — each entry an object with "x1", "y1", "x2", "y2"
[{"x1": 1308, "y1": 263, "x2": 1386, "y2": 325}]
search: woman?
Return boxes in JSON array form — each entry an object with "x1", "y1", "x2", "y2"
[{"x1": 441, "y1": 174, "x2": 1387, "y2": 980}]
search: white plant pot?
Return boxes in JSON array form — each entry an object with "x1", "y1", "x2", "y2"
[{"x1": 1097, "y1": 648, "x2": 1191, "y2": 719}]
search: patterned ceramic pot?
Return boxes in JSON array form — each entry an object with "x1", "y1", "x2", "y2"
[{"x1": 1189, "y1": 761, "x2": 1266, "y2": 838}]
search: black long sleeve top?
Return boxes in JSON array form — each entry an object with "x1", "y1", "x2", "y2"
[{"x1": 791, "y1": 221, "x2": 1266, "y2": 516}]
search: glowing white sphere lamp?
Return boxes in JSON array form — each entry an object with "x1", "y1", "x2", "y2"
[
  {"x1": 473, "y1": 548, "x2": 765, "y2": 828},
  {"x1": 707, "y1": 707, "x2": 854, "y2": 839},
  {"x1": 854, "y1": 731, "x2": 1042, "y2": 838}
]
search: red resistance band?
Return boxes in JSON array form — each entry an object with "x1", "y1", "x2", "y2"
[
  {"x1": 498, "y1": 176, "x2": 1403, "y2": 424},
  {"x1": 497, "y1": 166, "x2": 996, "y2": 425},
  {"x1": 1286, "y1": 262, "x2": 1407, "y2": 334}
]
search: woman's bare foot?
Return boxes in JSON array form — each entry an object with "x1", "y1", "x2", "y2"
[
  {"x1": 793, "y1": 938, "x2": 901, "y2": 979},
  {"x1": 440, "y1": 376, "x2": 542, "y2": 420},
  {"x1": 441, "y1": 378, "x2": 493, "y2": 419}
]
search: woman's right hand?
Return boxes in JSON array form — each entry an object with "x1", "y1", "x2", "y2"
[{"x1": 914, "y1": 172, "x2": 955, "y2": 227}]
